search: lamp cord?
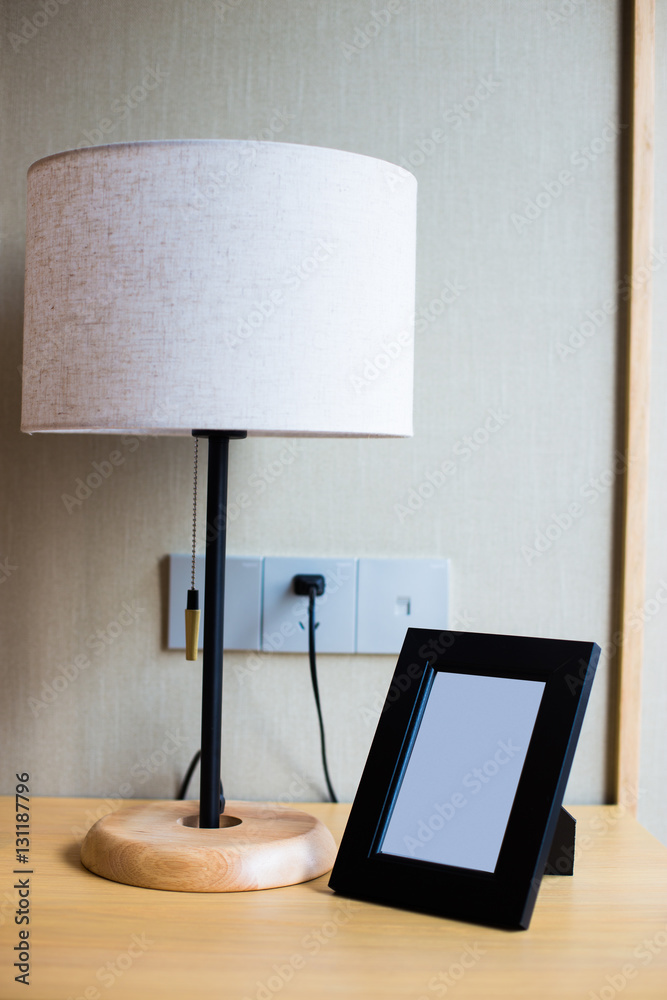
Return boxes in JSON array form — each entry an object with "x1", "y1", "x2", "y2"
[
  {"x1": 307, "y1": 586, "x2": 338, "y2": 803},
  {"x1": 177, "y1": 749, "x2": 225, "y2": 812}
]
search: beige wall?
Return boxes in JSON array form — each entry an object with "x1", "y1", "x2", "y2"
[{"x1": 1, "y1": 1, "x2": 629, "y2": 818}]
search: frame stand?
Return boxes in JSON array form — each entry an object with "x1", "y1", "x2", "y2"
[
  {"x1": 544, "y1": 808, "x2": 576, "y2": 876},
  {"x1": 80, "y1": 432, "x2": 336, "y2": 891}
]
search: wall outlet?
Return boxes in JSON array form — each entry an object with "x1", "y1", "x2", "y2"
[
  {"x1": 356, "y1": 558, "x2": 449, "y2": 654},
  {"x1": 168, "y1": 555, "x2": 449, "y2": 656},
  {"x1": 261, "y1": 556, "x2": 357, "y2": 654},
  {"x1": 168, "y1": 554, "x2": 262, "y2": 651}
]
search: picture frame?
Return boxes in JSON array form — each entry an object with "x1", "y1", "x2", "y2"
[{"x1": 329, "y1": 628, "x2": 599, "y2": 929}]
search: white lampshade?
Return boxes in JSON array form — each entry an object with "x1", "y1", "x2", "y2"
[{"x1": 21, "y1": 140, "x2": 416, "y2": 437}]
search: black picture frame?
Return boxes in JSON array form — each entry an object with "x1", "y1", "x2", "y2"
[{"x1": 329, "y1": 629, "x2": 599, "y2": 930}]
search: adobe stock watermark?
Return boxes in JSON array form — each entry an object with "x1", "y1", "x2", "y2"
[
  {"x1": 351, "y1": 278, "x2": 467, "y2": 394},
  {"x1": 64, "y1": 933, "x2": 154, "y2": 999},
  {"x1": 357, "y1": 614, "x2": 473, "y2": 729},
  {"x1": 587, "y1": 923, "x2": 667, "y2": 1000},
  {"x1": 395, "y1": 408, "x2": 511, "y2": 523},
  {"x1": 351, "y1": 277, "x2": 467, "y2": 394},
  {"x1": 533, "y1": 784, "x2": 645, "y2": 898},
  {"x1": 59, "y1": 398, "x2": 183, "y2": 513},
  {"x1": 350, "y1": 319, "x2": 413, "y2": 394},
  {"x1": 358, "y1": 631, "x2": 463, "y2": 727},
  {"x1": 242, "y1": 900, "x2": 360, "y2": 1000},
  {"x1": 70, "y1": 730, "x2": 191, "y2": 839},
  {"x1": 214, "y1": 0, "x2": 246, "y2": 22},
  {"x1": 451, "y1": 610, "x2": 475, "y2": 630},
  {"x1": 205, "y1": 440, "x2": 303, "y2": 539},
  {"x1": 511, "y1": 120, "x2": 627, "y2": 234},
  {"x1": 7, "y1": 0, "x2": 70, "y2": 53},
  {"x1": 179, "y1": 109, "x2": 296, "y2": 220},
  {"x1": 386, "y1": 75, "x2": 501, "y2": 184},
  {"x1": 268, "y1": 771, "x2": 319, "y2": 807},
  {"x1": 417, "y1": 942, "x2": 487, "y2": 999},
  {"x1": 75, "y1": 65, "x2": 169, "y2": 148},
  {"x1": 392, "y1": 76, "x2": 501, "y2": 174},
  {"x1": 0, "y1": 556, "x2": 18, "y2": 584},
  {"x1": 251, "y1": 109, "x2": 297, "y2": 143},
  {"x1": 625, "y1": 579, "x2": 667, "y2": 633},
  {"x1": 27, "y1": 600, "x2": 146, "y2": 718},
  {"x1": 180, "y1": 143, "x2": 257, "y2": 219},
  {"x1": 521, "y1": 450, "x2": 628, "y2": 565},
  {"x1": 235, "y1": 562, "x2": 354, "y2": 669},
  {"x1": 415, "y1": 278, "x2": 468, "y2": 333},
  {"x1": 340, "y1": 1, "x2": 405, "y2": 61},
  {"x1": 225, "y1": 238, "x2": 338, "y2": 348},
  {"x1": 546, "y1": 0, "x2": 585, "y2": 27},
  {"x1": 562, "y1": 579, "x2": 667, "y2": 670},
  {"x1": 61, "y1": 435, "x2": 147, "y2": 513},
  {"x1": 401, "y1": 739, "x2": 522, "y2": 858},
  {"x1": 557, "y1": 246, "x2": 667, "y2": 359}
]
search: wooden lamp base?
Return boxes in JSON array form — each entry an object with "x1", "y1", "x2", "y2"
[{"x1": 80, "y1": 799, "x2": 337, "y2": 892}]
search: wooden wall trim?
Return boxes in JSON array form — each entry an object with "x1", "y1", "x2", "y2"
[{"x1": 616, "y1": 0, "x2": 655, "y2": 813}]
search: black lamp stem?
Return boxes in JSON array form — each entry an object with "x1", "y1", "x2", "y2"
[{"x1": 194, "y1": 430, "x2": 246, "y2": 829}]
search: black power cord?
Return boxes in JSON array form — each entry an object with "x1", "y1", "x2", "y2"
[
  {"x1": 177, "y1": 749, "x2": 225, "y2": 813},
  {"x1": 294, "y1": 574, "x2": 338, "y2": 803}
]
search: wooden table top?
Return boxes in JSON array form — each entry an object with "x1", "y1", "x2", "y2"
[{"x1": 1, "y1": 798, "x2": 666, "y2": 999}]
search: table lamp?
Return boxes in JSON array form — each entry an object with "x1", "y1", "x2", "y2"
[{"x1": 21, "y1": 139, "x2": 417, "y2": 891}]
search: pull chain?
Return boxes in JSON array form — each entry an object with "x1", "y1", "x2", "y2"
[
  {"x1": 191, "y1": 437, "x2": 199, "y2": 589},
  {"x1": 185, "y1": 437, "x2": 201, "y2": 661}
]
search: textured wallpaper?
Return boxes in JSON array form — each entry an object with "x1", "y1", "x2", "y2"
[{"x1": 1, "y1": 0, "x2": 626, "y2": 821}]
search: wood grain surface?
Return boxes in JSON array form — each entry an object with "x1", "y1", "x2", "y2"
[
  {"x1": 80, "y1": 799, "x2": 337, "y2": 891},
  {"x1": 616, "y1": 0, "x2": 655, "y2": 813},
  {"x1": 1, "y1": 798, "x2": 666, "y2": 999}
]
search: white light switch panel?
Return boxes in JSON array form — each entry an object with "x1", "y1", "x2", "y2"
[
  {"x1": 356, "y1": 558, "x2": 449, "y2": 654},
  {"x1": 169, "y1": 555, "x2": 449, "y2": 656},
  {"x1": 262, "y1": 556, "x2": 357, "y2": 654},
  {"x1": 168, "y1": 554, "x2": 262, "y2": 651}
]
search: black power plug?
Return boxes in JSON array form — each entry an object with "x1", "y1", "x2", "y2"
[{"x1": 293, "y1": 574, "x2": 325, "y2": 597}]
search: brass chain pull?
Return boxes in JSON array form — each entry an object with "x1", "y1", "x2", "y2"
[{"x1": 185, "y1": 437, "x2": 200, "y2": 661}]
